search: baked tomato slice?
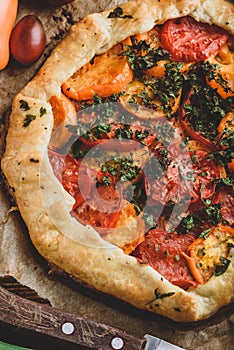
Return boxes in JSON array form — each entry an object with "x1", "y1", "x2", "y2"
[
  {"x1": 49, "y1": 151, "x2": 122, "y2": 231},
  {"x1": 213, "y1": 187, "x2": 234, "y2": 227},
  {"x1": 188, "y1": 150, "x2": 223, "y2": 204},
  {"x1": 144, "y1": 146, "x2": 222, "y2": 208},
  {"x1": 178, "y1": 88, "x2": 222, "y2": 150},
  {"x1": 73, "y1": 172, "x2": 122, "y2": 234},
  {"x1": 132, "y1": 229, "x2": 197, "y2": 289},
  {"x1": 160, "y1": 16, "x2": 228, "y2": 62},
  {"x1": 62, "y1": 154, "x2": 92, "y2": 208},
  {"x1": 48, "y1": 149, "x2": 66, "y2": 182}
]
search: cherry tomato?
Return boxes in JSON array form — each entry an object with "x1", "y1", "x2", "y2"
[
  {"x1": 42, "y1": 0, "x2": 74, "y2": 5},
  {"x1": 10, "y1": 15, "x2": 46, "y2": 65},
  {"x1": 132, "y1": 229, "x2": 197, "y2": 289},
  {"x1": 160, "y1": 16, "x2": 228, "y2": 62}
]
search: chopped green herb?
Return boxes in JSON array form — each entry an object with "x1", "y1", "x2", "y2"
[
  {"x1": 164, "y1": 250, "x2": 170, "y2": 256},
  {"x1": 214, "y1": 256, "x2": 230, "y2": 276},
  {"x1": 40, "y1": 107, "x2": 47, "y2": 117},
  {"x1": 19, "y1": 99, "x2": 30, "y2": 111},
  {"x1": 183, "y1": 62, "x2": 233, "y2": 142},
  {"x1": 120, "y1": 41, "x2": 169, "y2": 77},
  {"x1": 143, "y1": 212, "x2": 157, "y2": 229},
  {"x1": 101, "y1": 176, "x2": 112, "y2": 186},
  {"x1": 23, "y1": 114, "x2": 36, "y2": 127},
  {"x1": 108, "y1": 7, "x2": 133, "y2": 19},
  {"x1": 220, "y1": 177, "x2": 234, "y2": 189},
  {"x1": 145, "y1": 61, "x2": 184, "y2": 117},
  {"x1": 196, "y1": 262, "x2": 203, "y2": 268},
  {"x1": 101, "y1": 157, "x2": 140, "y2": 183},
  {"x1": 116, "y1": 125, "x2": 133, "y2": 140},
  {"x1": 197, "y1": 247, "x2": 206, "y2": 256},
  {"x1": 199, "y1": 228, "x2": 211, "y2": 239},
  {"x1": 154, "y1": 288, "x2": 175, "y2": 299}
]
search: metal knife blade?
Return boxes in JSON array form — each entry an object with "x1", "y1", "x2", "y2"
[
  {"x1": 144, "y1": 334, "x2": 185, "y2": 350},
  {"x1": 0, "y1": 284, "x2": 184, "y2": 350}
]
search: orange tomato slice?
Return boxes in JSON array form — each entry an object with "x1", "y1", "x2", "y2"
[
  {"x1": 120, "y1": 79, "x2": 182, "y2": 119},
  {"x1": 49, "y1": 93, "x2": 77, "y2": 149},
  {"x1": 206, "y1": 44, "x2": 234, "y2": 99},
  {"x1": 103, "y1": 201, "x2": 145, "y2": 254},
  {"x1": 182, "y1": 225, "x2": 234, "y2": 284},
  {"x1": 62, "y1": 42, "x2": 133, "y2": 100}
]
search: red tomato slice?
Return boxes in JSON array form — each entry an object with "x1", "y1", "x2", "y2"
[
  {"x1": 62, "y1": 154, "x2": 91, "y2": 208},
  {"x1": 144, "y1": 147, "x2": 221, "y2": 207},
  {"x1": 49, "y1": 151, "x2": 122, "y2": 230},
  {"x1": 213, "y1": 187, "x2": 234, "y2": 227},
  {"x1": 48, "y1": 149, "x2": 66, "y2": 182},
  {"x1": 73, "y1": 180, "x2": 122, "y2": 232},
  {"x1": 160, "y1": 16, "x2": 228, "y2": 62},
  {"x1": 178, "y1": 89, "x2": 221, "y2": 150},
  {"x1": 188, "y1": 150, "x2": 221, "y2": 204},
  {"x1": 132, "y1": 229, "x2": 197, "y2": 289}
]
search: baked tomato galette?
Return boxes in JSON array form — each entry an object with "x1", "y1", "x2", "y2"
[{"x1": 2, "y1": 0, "x2": 234, "y2": 321}]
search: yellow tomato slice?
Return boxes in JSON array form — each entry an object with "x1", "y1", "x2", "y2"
[
  {"x1": 119, "y1": 79, "x2": 181, "y2": 119},
  {"x1": 103, "y1": 201, "x2": 145, "y2": 254},
  {"x1": 49, "y1": 93, "x2": 77, "y2": 149},
  {"x1": 62, "y1": 42, "x2": 133, "y2": 101},
  {"x1": 207, "y1": 44, "x2": 234, "y2": 99},
  {"x1": 182, "y1": 225, "x2": 234, "y2": 284}
]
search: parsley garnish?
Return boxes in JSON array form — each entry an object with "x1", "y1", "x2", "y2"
[
  {"x1": 209, "y1": 129, "x2": 234, "y2": 166},
  {"x1": 108, "y1": 7, "x2": 133, "y2": 19},
  {"x1": 40, "y1": 107, "x2": 47, "y2": 117},
  {"x1": 214, "y1": 256, "x2": 230, "y2": 276},
  {"x1": 199, "y1": 228, "x2": 211, "y2": 239},
  {"x1": 19, "y1": 100, "x2": 30, "y2": 111},
  {"x1": 101, "y1": 157, "x2": 140, "y2": 182},
  {"x1": 154, "y1": 288, "x2": 175, "y2": 299},
  {"x1": 23, "y1": 114, "x2": 36, "y2": 127},
  {"x1": 143, "y1": 212, "x2": 157, "y2": 229},
  {"x1": 145, "y1": 61, "x2": 184, "y2": 117},
  {"x1": 183, "y1": 62, "x2": 233, "y2": 141},
  {"x1": 178, "y1": 204, "x2": 222, "y2": 234},
  {"x1": 115, "y1": 124, "x2": 133, "y2": 140},
  {"x1": 120, "y1": 41, "x2": 169, "y2": 77}
]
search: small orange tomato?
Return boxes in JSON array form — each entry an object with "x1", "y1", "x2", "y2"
[{"x1": 0, "y1": 0, "x2": 18, "y2": 70}]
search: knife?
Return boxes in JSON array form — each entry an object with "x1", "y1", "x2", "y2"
[{"x1": 0, "y1": 285, "x2": 184, "y2": 350}]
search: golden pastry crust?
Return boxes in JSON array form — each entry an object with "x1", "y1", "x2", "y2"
[{"x1": 1, "y1": 0, "x2": 234, "y2": 321}]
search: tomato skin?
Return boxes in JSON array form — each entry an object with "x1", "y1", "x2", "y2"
[
  {"x1": 49, "y1": 151, "x2": 122, "y2": 231},
  {"x1": 160, "y1": 16, "x2": 228, "y2": 62},
  {"x1": 145, "y1": 147, "x2": 221, "y2": 208},
  {"x1": 213, "y1": 187, "x2": 234, "y2": 227},
  {"x1": 179, "y1": 111, "x2": 217, "y2": 150},
  {"x1": 10, "y1": 15, "x2": 46, "y2": 65},
  {"x1": 178, "y1": 89, "x2": 221, "y2": 150},
  {"x1": 132, "y1": 230, "x2": 197, "y2": 289},
  {"x1": 188, "y1": 150, "x2": 221, "y2": 203},
  {"x1": 48, "y1": 150, "x2": 65, "y2": 182}
]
